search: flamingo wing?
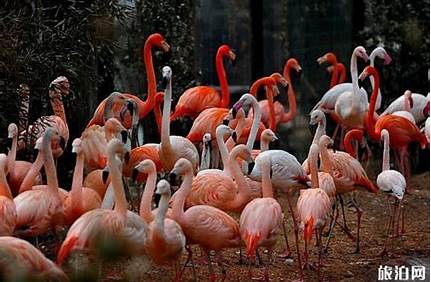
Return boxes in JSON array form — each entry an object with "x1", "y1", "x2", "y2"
[{"x1": 0, "y1": 197, "x2": 17, "y2": 236}]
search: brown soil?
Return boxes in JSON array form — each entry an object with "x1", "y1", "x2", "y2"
[{"x1": 56, "y1": 165, "x2": 429, "y2": 282}]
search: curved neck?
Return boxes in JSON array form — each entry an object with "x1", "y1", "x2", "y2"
[
  {"x1": 260, "y1": 138, "x2": 270, "y2": 152},
  {"x1": 350, "y1": 52, "x2": 361, "y2": 105},
  {"x1": 369, "y1": 57, "x2": 382, "y2": 107},
  {"x1": 261, "y1": 157, "x2": 273, "y2": 198},
  {"x1": 266, "y1": 86, "x2": 277, "y2": 130},
  {"x1": 228, "y1": 149, "x2": 250, "y2": 201},
  {"x1": 343, "y1": 133, "x2": 357, "y2": 158},
  {"x1": 216, "y1": 50, "x2": 230, "y2": 107},
  {"x1": 19, "y1": 150, "x2": 44, "y2": 193},
  {"x1": 0, "y1": 161, "x2": 12, "y2": 199},
  {"x1": 143, "y1": 40, "x2": 157, "y2": 111},
  {"x1": 217, "y1": 132, "x2": 230, "y2": 171},
  {"x1": 7, "y1": 134, "x2": 17, "y2": 174},
  {"x1": 71, "y1": 152, "x2": 85, "y2": 210},
  {"x1": 200, "y1": 143, "x2": 211, "y2": 170},
  {"x1": 282, "y1": 65, "x2": 298, "y2": 123},
  {"x1": 312, "y1": 117, "x2": 326, "y2": 145},
  {"x1": 155, "y1": 192, "x2": 169, "y2": 233},
  {"x1": 161, "y1": 78, "x2": 172, "y2": 149},
  {"x1": 50, "y1": 92, "x2": 67, "y2": 125},
  {"x1": 338, "y1": 63, "x2": 346, "y2": 84},
  {"x1": 382, "y1": 133, "x2": 390, "y2": 171},
  {"x1": 318, "y1": 142, "x2": 332, "y2": 175},
  {"x1": 330, "y1": 60, "x2": 339, "y2": 88},
  {"x1": 246, "y1": 99, "x2": 261, "y2": 150},
  {"x1": 366, "y1": 70, "x2": 380, "y2": 140},
  {"x1": 139, "y1": 168, "x2": 157, "y2": 223},
  {"x1": 171, "y1": 169, "x2": 193, "y2": 224},
  {"x1": 109, "y1": 156, "x2": 128, "y2": 216},
  {"x1": 154, "y1": 93, "x2": 164, "y2": 136},
  {"x1": 43, "y1": 138, "x2": 59, "y2": 193}
]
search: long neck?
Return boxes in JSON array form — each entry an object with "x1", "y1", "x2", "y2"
[
  {"x1": 382, "y1": 133, "x2": 390, "y2": 171},
  {"x1": 0, "y1": 162, "x2": 12, "y2": 199},
  {"x1": 216, "y1": 51, "x2": 230, "y2": 107},
  {"x1": 171, "y1": 170, "x2": 193, "y2": 224},
  {"x1": 19, "y1": 150, "x2": 44, "y2": 193},
  {"x1": 343, "y1": 133, "x2": 357, "y2": 158},
  {"x1": 318, "y1": 142, "x2": 332, "y2": 175},
  {"x1": 71, "y1": 152, "x2": 85, "y2": 210},
  {"x1": 282, "y1": 66, "x2": 298, "y2": 123},
  {"x1": 350, "y1": 52, "x2": 360, "y2": 106},
  {"x1": 260, "y1": 138, "x2": 270, "y2": 152},
  {"x1": 330, "y1": 60, "x2": 339, "y2": 88},
  {"x1": 109, "y1": 156, "x2": 128, "y2": 216},
  {"x1": 246, "y1": 99, "x2": 261, "y2": 150},
  {"x1": 200, "y1": 143, "x2": 211, "y2": 170},
  {"x1": 261, "y1": 157, "x2": 273, "y2": 198},
  {"x1": 43, "y1": 138, "x2": 59, "y2": 194},
  {"x1": 369, "y1": 54, "x2": 382, "y2": 102},
  {"x1": 50, "y1": 92, "x2": 67, "y2": 124},
  {"x1": 309, "y1": 149, "x2": 319, "y2": 189},
  {"x1": 217, "y1": 132, "x2": 230, "y2": 172},
  {"x1": 161, "y1": 79, "x2": 172, "y2": 149},
  {"x1": 338, "y1": 63, "x2": 346, "y2": 83},
  {"x1": 228, "y1": 150, "x2": 251, "y2": 203},
  {"x1": 155, "y1": 192, "x2": 169, "y2": 234},
  {"x1": 366, "y1": 71, "x2": 380, "y2": 140},
  {"x1": 139, "y1": 169, "x2": 157, "y2": 223},
  {"x1": 7, "y1": 134, "x2": 17, "y2": 174},
  {"x1": 154, "y1": 94, "x2": 164, "y2": 136},
  {"x1": 266, "y1": 86, "x2": 277, "y2": 130},
  {"x1": 312, "y1": 118, "x2": 326, "y2": 145},
  {"x1": 143, "y1": 41, "x2": 157, "y2": 111}
]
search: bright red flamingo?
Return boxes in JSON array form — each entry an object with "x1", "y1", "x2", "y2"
[
  {"x1": 317, "y1": 52, "x2": 340, "y2": 88},
  {"x1": 327, "y1": 63, "x2": 347, "y2": 84},
  {"x1": 281, "y1": 58, "x2": 301, "y2": 124},
  {"x1": 170, "y1": 45, "x2": 236, "y2": 121},
  {"x1": 361, "y1": 66, "x2": 428, "y2": 190},
  {"x1": 249, "y1": 76, "x2": 278, "y2": 130},
  {"x1": 86, "y1": 33, "x2": 170, "y2": 128}
]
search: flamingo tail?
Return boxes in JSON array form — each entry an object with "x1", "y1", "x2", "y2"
[
  {"x1": 245, "y1": 232, "x2": 261, "y2": 258},
  {"x1": 57, "y1": 236, "x2": 79, "y2": 265},
  {"x1": 304, "y1": 217, "x2": 314, "y2": 242}
]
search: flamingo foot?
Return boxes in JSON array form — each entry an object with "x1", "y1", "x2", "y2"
[{"x1": 277, "y1": 248, "x2": 292, "y2": 259}]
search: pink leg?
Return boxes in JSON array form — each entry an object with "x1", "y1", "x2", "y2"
[
  {"x1": 278, "y1": 219, "x2": 292, "y2": 258},
  {"x1": 287, "y1": 194, "x2": 304, "y2": 280}
]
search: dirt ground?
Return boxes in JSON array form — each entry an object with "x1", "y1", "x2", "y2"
[{"x1": 54, "y1": 161, "x2": 429, "y2": 282}]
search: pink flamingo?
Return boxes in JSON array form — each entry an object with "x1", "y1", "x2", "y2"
[
  {"x1": 57, "y1": 139, "x2": 147, "y2": 265},
  {"x1": 169, "y1": 158, "x2": 242, "y2": 281},
  {"x1": 14, "y1": 128, "x2": 64, "y2": 238},
  {"x1": 0, "y1": 236, "x2": 66, "y2": 280},
  {"x1": 6, "y1": 123, "x2": 41, "y2": 196},
  {"x1": 63, "y1": 138, "x2": 102, "y2": 225},
  {"x1": 240, "y1": 154, "x2": 283, "y2": 281},
  {"x1": 296, "y1": 144, "x2": 331, "y2": 280},
  {"x1": 159, "y1": 66, "x2": 199, "y2": 172},
  {"x1": 377, "y1": 129, "x2": 406, "y2": 255},
  {"x1": 144, "y1": 179, "x2": 186, "y2": 270},
  {"x1": 18, "y1": 76, "x2": 69, "y2": 159},
  {"x1": 170, "y1": 45, "x2": 236, "y2": 120},
  {"x1": 0, "y1": 154, "x2": 17, "y2": 236}
]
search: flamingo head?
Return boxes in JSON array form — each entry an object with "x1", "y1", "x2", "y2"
[
  {"x1": 354, "y1": 46, "x2": 369, "y2": 62},
  {"x1": 7, "y1": 123, "x2": 18, "y2": 139},
  {"x1": 105, "y1": 118, "x2": 128, "y2": 143},
  {"x1": 359, "y1": 66, "x2": 377, "y2": 81},
  {"x1": 317, "y1": 52, "x2": 337, "y2": 65},
  {"x1": 370, "y1": 47, "x2": 392, "y2": 65},
  {"x1": 132, "y1": 159, "x2": 156, "y2": 182},
  {"x1": 216, "y1": 125, "x2": 234, "y2": 142},
  {"x1": 156, "y1": 179, "x2": 171, "y2": 196},
  {"x1": 147, "y1": 33, "x2": 170, "y2": 53},
  {"x1": 49, "y1": 76, "x2": 70, "y2": 97},
  {"x1": 261, "y1": 129, "x2": 278, "y2": 143},
  {"x1": 169, "y1": 158, "x2": 193, "y2": 186},
  {"x1": 71, "y1": 138, "x2": 82, "y2": 154},
  {"x1": 219, "y1": 44, "x2": 236, "y2": 65},
  {"x1": 161, "y1": 66, "x2": 172, "y2": 89},
  {"x1": 232, "y1": 93, "x2": 255, "y2": 113},
  {"x1": 309, "y1": 110, "x2": 325, "y2": 126}
]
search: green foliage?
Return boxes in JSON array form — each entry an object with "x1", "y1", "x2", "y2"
[{"x1": 357, "y1": 0, "x2": 429, "y2": 102}]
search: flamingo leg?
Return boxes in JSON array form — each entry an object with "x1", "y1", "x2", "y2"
[
  {"x1": 316, "y1": 230, "x2": 322, "y2": 281},
  {"x1": 400, "y1": 200, "x2": 405, "y2": 235},
  {"x1": 278, "y1": 218, "x2": 292, "y2": 258},
  {"x1": 350, "y1": 197, "x2": 363, "y2": 254},
  {"x1": 178, "y1": 245, "x2": 195, "y2": 281},
  {"x1": 206, "y1": 251, "x2": 216, "y2": 282},
  {"x1": 381, "y1": 198, "x2": 395, "y2": 257},
  {"x1": 215, "y1": 252, "x2": 227, "y2": 282},
  {"x1": 286, "y1": 193, "x2": 304, "y2": 280},
  {"x1": 338, "y1": 127, "x2": 346, "y2": 150},
  {"x1": 331, "y1": 123, "x2": 340, "y2": 142},
  {"x1": 323, "y1": 200, "x2": 339, "y2": 253}
]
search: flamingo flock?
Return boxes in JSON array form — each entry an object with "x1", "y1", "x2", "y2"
[{"x1": 0, "y1": 32, "x2": 429, "y2": 282}]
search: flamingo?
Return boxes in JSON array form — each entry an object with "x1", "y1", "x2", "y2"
[
  {"x1": 249, "y1": 76, "x2": 278, "y2": 130},
  {"x1": 281, "y1": 58, "x2": 301, "y2": 124},
  {"x1": 377, "y1": 129, "x2": 406, "y2": 256},
  {"x1": 0, "y1": 154, "x2": 17, "y2": 236},
  {"x1": 168, "y1": 158, "x2": 241, "y2": 281},
  {"x1": 63, "y1": 138, "x2": 102, "y2": 225},
  {"x1": 368, "y1": 47, "x2": 392, "y2": 111},
  {"x1": 153, "y1": 91, "x2": 165, "y2": 135},
  {"x1": 390, "y1": 90, "x2": 416, "y2": 124},
  {"x1": 0, "y1": 236, "x2": 66, "y2": 280},
  {"x1": 159, "y1": 66, "x2": 199, "y2": 172},
  {"x1": 170, "y1": 45, "x2": 236, "y2": 120},
  {"x1": 250, "y1": 128, "x2": 278, "y2": 159},
  {"x1": 240, "y1": 154, "x2": 282, "y2": 281},
  {"x1": 18, "y1": 76, "x2": 69, "y2": 159},
  {"x1": 200, "y1": 133, "x2": 212, "y2": 171},
  {"x1": 86, "y1": 33, "x2": 170, "y2": 128},
  {"x1": 144, "y1": 179, "x2": 186, "y2": 268},
  {"x1": 14, "y1": 128, "x2": 64, "y2": 237},
  {"x1": 57, "y1": 139, "x2": 147, "y2": 265},
  {"x1": 327, "y1": 63, "x2": 347, "y2": 85},
  {"x1": 360, "y1": 66, "x2": 427, "y2": 190},
  {"x1": 6, "y1": 123, "x2": 41, "y2": 196},
  {"x1": 317, "y1": 52, "x2": 340, "y2": 88},
  {"x1": 381, "y1": 92, "x2": 429, "y2": 125},
  {"x1": 296, "y1": 144, "x2": 331, "y2": 280}
]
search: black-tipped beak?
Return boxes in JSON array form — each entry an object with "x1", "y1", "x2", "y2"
[
  {"x1": 127, "y1": 100, "x2": 134, "y2": 113},
  {"x1": 131, "y1": 168, "x2": 139, "y2": 182},
  {"x1": 231, "y1": 107, "x2": 238, "y2": 119},
  {"x1": 309, "y1": 123, "x2": 318, "y2": 134},
  {"x1": 247, "y1": 161, "x2": 255, "y2": 175},
  {"x1": 231, "y1": 57, "x2": 237, "y2": 67},
  {"x1": 124, "y1": 151, "x2": 130, "y2": 164},
  {"x1": 102, "y1": 170, "x2": 109, "y2": 184},
  {"x1": 121, "y1": 130, "x2": 128, "y2": 144},
  {"x1": 169, "y1": 172, "x2": 178, "y2": 186},
  {"x1": 59, "y1": 137, "x2": 66, "y2": 150},
  {"x1": 161, "y1": 76, "x2": 168, "y2": 90},
  {"x1": 232, "y1": 131, "x2": 237, "y2": 143},
  {"x1": 222, "y1": 119, "x2": 229, "y2": 126},
  {"x1": 358, "y1": 79, "x2": 365, "y2": 89},
  {"x1": 297, "y1": 69, "x2": 302, "y2": 78},
  {"x1": 270, "y1": 167, "x2": 273, "y2": 178},
  {"x1": 6, "y1": 138, "x2": 12, "y2": 150}
]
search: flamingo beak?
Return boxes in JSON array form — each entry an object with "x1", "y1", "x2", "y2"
[
  {"x1": 169, "y1": 172, "x2": 178, "y2": 186},
  {"x1": 102, "y1": 170, "x2": 109, "y2": 184},
  {"x1": 161, "y1": 41, "x2": 171, "y2": 52},
  {"x1": 59, "y1": 137, "x2": 66, "y2": 150},
  {"x1": 120, "y1": 130, "x2": 128, "y2": 144},
  {"x1": 229, "y1": 50, "x2": 237, "y2": 66},
  {"x1": 231, "y1": 131, "x2": 237, "y2": 143},
  {"x1": 124, "y1": 151, "x2": 130, "y2": 164},
  {"x1": 131, "y1": 168, "x2": 139, "y2": 182},
  {"x1": 5, "y1": 138, "x2": 12, "y2": 151},
  {"x1": 247, "y1": 161, "x2": 255, "y2": 175},
  {"x1": 161, "y1": 76, "x2": 169, "y2": 90},
  {"x1": 316, "y1": 56, "x2": 326, "y2": 65},
  {"x1": 383, "y1": 53, "x2": 392, "y2": 65}
]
